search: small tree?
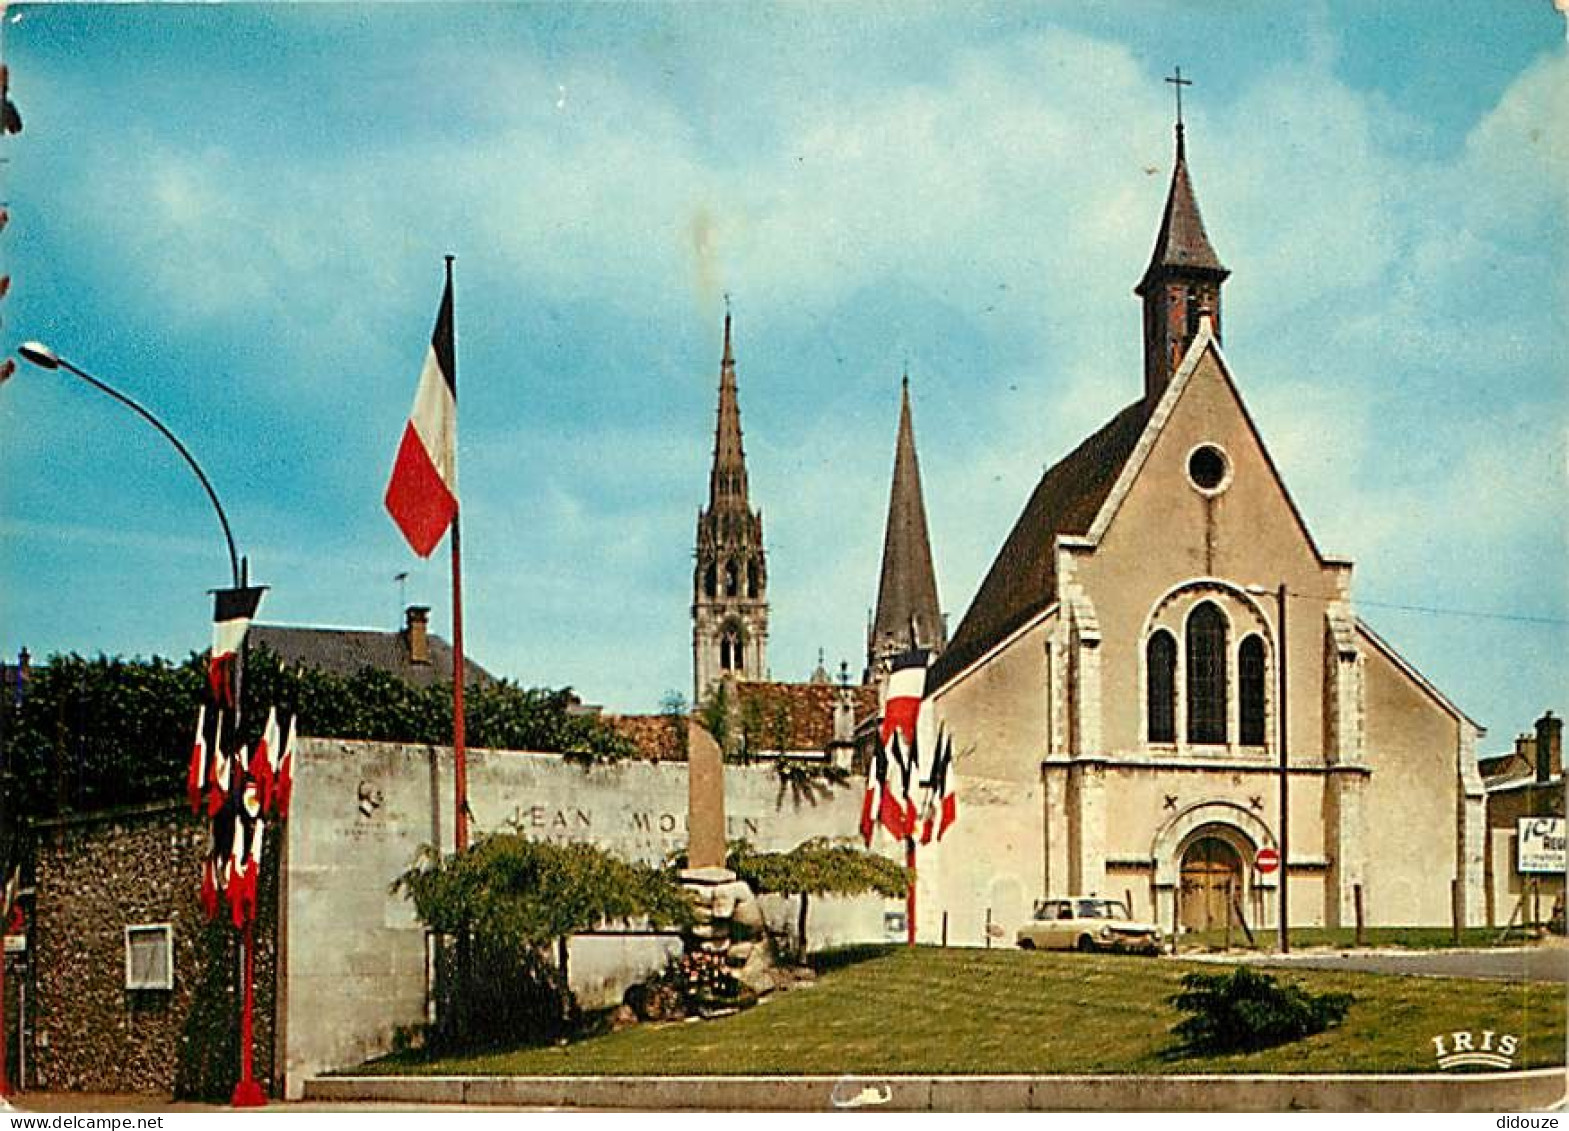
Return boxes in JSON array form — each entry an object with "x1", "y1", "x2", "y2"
[
  {"x1": 730, "y1": 837, "x2": 908, "y2": 956},
  {"x1": 393, "y1": 833, "x2": 693, "y2": 1049},
  {"x1": 1169, "y1": 966, "x2": 1354, "y2": 1055}
]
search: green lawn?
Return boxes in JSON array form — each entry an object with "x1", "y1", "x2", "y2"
[{"x1": 361, "y1": 946, "x2": 1565, "y2": 1077}]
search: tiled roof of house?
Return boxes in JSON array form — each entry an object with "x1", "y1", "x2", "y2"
[
  {"x1": 610, "y1": 682, "x2": 878, "y2": 761},
  {"x1": 730, "y1": 680, "x2": 878, "y2": 752},
  {"x1": 249, "y1": 624, "x2": 495, "y2": 689},
  {"x1": 605, "y1": 713, "x2": 690, "y2": 761},
  {"x1": 929, "y1": 399, "x2": 1148, "y2": 689}
]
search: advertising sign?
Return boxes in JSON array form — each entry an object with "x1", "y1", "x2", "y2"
[{"x1": 1518, "y1": 817, "x2": 1566, "y2": 875}]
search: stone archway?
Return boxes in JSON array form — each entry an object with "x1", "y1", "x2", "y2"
[
  {"x1": 1151, "y1": 800, "x2": 1276, "y2": 936},
  {"x1": 1179, "y1": 835, "x2": 1244, "y2": 932}
]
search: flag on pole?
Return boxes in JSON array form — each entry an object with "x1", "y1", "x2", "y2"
[
  {"x1": 876, "y1": 651, "x2": 929, "y2": 841},
  {"x1": 274, "y1": 713, "x2": 296, "y2": 819},
  {"x1": 919, "y1": 725, "x2": 958, "y2": 844},
  {"x1": 249, "y1": 706, "x2": 279, "y2": 814},
  {"x1": 186, "y1": 704, "x2": 209, "y2": 814},
  {"x1": 206, "y1": 713, "x2": 230, "y2": 818},
  {"x1": 859, "y1": 741, "x2": 889, "y2": 846},
  {"x1": 384, "y1": 275, "x2": 458, "y2": 557},
  {"x1": 209, "y1": 586, "x2": 265, "y2": 707}
]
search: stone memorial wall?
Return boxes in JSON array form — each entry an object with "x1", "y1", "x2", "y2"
[{"x1": 281, "y1": 737, "x2": 882, "y2": 1095}]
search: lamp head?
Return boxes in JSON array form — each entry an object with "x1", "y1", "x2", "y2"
[{"x1": 18, "y1": 341, "x2": 60, "y2": 370}]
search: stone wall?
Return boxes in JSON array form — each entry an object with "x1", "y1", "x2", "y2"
[
  {"x1": 30, "y1": 802, "x2": 279, "y2": 1097},
  {"x1": 281, "y1": 738, "x2": 881, "y2": 1096}
]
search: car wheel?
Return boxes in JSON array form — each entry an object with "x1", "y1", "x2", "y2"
[
  {"x1": 1076, "y1": 935, "x2": 1096, "y2": 953},
  {"x1": 1018, "y1": 938, "x2": 1036, "y2": 950}
]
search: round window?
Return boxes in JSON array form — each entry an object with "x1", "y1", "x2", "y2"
[{"x1": 1187, "y1": 444, "x2": 1229, "y2": 492}]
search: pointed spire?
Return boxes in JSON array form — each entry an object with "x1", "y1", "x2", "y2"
[
  {"x1": 708, "y1": 310, "x2": 749, "y2": 510},
  {"x1": 1136, "y1": 123, "x2": 1229, "y2": 295},
  {"x1": 870, "y1": 375, "x2": 944, "y2": 671}
]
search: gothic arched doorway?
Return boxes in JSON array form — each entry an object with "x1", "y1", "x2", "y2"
[{"x1": 1179, "y1": 835, "x2": 1243, "y2": 933}]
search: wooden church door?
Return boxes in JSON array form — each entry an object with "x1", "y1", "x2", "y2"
[{"x1": 1179, "y1": 836, "x2": 1243, "y2": 933}]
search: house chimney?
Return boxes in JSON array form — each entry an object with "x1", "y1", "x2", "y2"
[
  {"x1": 404, "y1": 605, "x2": 431, "y2": 666},
  {"x1": 1535, "y1": 710, "x2": 1562, "y2": 784}
]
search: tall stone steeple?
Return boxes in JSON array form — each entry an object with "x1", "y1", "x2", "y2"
[
  {"x1": 867, "y1": 374, "x2": 944, "y2": 679},
  {"x1": 693, "y1": 312, "x2": 768, "y2": 704},
  {"x1": 1136, "y1": 121, "x2": 1229, "y2": 406}
]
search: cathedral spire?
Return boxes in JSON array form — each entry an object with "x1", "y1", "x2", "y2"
[
  {"x1": 868, "y1": 374, "x2": 944, "y2": 677},
  {"x1": 1136, "y1": 83, "x2": 1230, "y2": 406},
  {"x1": 708, "y1": 311, "x2": 749, "y2": 510},
  {"x1": 693, "y1": 310, "x2": 768, "y2": 702}
]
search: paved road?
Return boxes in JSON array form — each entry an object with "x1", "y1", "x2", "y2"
[{"x1": 1191, "y1": 946, "x2": 1569, "y2": 983}]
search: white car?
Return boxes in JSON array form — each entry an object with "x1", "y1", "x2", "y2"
[{"x1": 1015, "y1": 897, "x2": 1162, "y2": 955}]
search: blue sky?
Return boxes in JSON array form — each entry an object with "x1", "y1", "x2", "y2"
[{"x1": 0, "y1": 2, "x2": 1563, "y2": 744}]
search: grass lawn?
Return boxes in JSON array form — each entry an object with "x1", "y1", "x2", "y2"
[
  {"x1": 361, "y1": 946, "x2": 1565, "y2": 1077},
  {"x1": 1177, "y1": 926, "x2": 1549, "y2": 952}
]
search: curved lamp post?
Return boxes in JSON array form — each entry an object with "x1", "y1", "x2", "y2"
[{"x1": 19, "y1": 341, "x2": 241, "y2": 588}]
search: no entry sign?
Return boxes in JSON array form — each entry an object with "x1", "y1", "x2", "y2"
[{"x1": 1255, "y1": 847, "x2": 1280, "y2": 874}]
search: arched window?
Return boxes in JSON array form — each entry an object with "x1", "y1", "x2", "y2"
[
  {"x1": 720, "y1": 633, "x2": 736, "y2": 672},
  {"x1": 724, "y1": 560, "x2": 738, "y2": 597},
  {"x1": 1239, "y1": 634, "x2": 1266, "y2": 745},
  {"x1": 747, "y1": 560, "x2": 759, "y2": 598},
  {"x1": 704, "y1": 563, "x2": 717, "y2": 599},
  {"x1": 1147, "y1": 630, "x2": 1177, "y2": 743},
  {"x1": 1186, "y1": 602, "x2": 1228, "y2": 744}
]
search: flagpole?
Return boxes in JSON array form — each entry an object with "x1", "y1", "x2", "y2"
[{"x1": 445, "y1": 254, "x2": 469, "y2": 855}]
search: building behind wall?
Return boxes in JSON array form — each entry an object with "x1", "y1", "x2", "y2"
[{"x1": 1483, "y1": 711, "x2": 1565, "y2": 930}]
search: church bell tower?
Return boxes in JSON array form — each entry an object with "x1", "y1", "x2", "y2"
[
  {"x1": 1136, "y1": 113, "x2": 1230, "y2": 407},
  {"x1": 692, "y1": 312, "x2": 769, "y2": 704}
]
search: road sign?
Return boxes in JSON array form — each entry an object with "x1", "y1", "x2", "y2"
[{"x1": 1255, "y1": 846, "x2": 1280, "y2": 874}]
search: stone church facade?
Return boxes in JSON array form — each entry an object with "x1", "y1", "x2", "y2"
[{"x1": 918, "y1": 123, "x2": 1486, "y2": 943}]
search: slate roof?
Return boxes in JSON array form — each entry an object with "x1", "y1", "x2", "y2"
[
  {"x1": 928, "y1": 399, "x2": 1149, "y2": 689},
  {"x1": 870, "y1": 380, "x2": 946, "y2": 662},
  {"x1": 1136, "y1": 125, "x2": 1229, "y2": 294},
  {"x1": 249, "y1": 624, "x2": 496, "y2": 689}
]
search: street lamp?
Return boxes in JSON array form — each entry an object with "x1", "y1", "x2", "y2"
[
  {"x1": 18, "y1": 341, "x2": 241, "y2": 588},
  {"x1": 1246, "y1": 581, "x2": 1290, "y2": 954}
]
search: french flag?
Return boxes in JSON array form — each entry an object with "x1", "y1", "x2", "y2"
[
  {"x1": 186, "y1": 705, "x2": 208, "y2": 814},
  {"x1": 249, "y1": 706, "x2": 279, "y2": 815},
  {"x1": 209, "y1": 586, "x2": 265, "y2": 707},
  {"x1": 876, "y1": 651, "x2": 929, "y2": 841},
  {"x1": 384, "y1": 271, "x2": 458, "y2": 558},
  {"x1": 274, "y1": 713, "x2": 296, "y2": 820}
]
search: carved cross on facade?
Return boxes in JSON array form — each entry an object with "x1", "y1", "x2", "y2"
[
  {"x1": 1163, "y1": 794, "x2": 1178, "y2": 811},
  {"x1": 1165, "y1": 66, "x2": 1192, "y2": 127}
]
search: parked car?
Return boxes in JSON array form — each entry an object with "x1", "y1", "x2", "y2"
[{"x1": 1015, "y1": 897, "x2": 1162, "y2": 955}]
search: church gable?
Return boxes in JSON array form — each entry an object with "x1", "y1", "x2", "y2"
[{"x1": 1083, "y1": 325, "x2": 1328, "y2": 580}]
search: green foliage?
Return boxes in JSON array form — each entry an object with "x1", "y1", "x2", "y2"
[
  {"x1": 430, "y1": 935, "x2": 578, "y2": 1053},
  {"x1": 729, "y1": 837, "x2": 908, "y2": 900},
  {"x1": 393, "y1": 833, "x2": 694, "y2": 950},
  {"x1": 0, "y1": 648, "x2": 635, "y2": 822},
  {"x1": 1169, "y1": 966, "x2": 1354, "y2": 1055}
]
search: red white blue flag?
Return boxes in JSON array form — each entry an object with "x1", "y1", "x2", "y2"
[
  {"x1": 874, "y1": 650, "x2": 929, "y2": 842},
  {"x1": 209, "y1": 586, "x2": 265, "y2": 708},
  {"x1": 385, "y1": 274, "x2": 458, "y2": 557}
]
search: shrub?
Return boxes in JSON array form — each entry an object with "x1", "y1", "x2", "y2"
[
  {"x1": 662, "y1": 950, "x2": 750, "y2": 1012},
  {"x1": 1170, "y1": 966, "x2": 1354, "y2": 1054}
]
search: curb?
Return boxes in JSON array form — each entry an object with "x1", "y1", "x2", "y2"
[{"x1": 303, "y1": 1068, "x2": 1568, "y2": 1112}]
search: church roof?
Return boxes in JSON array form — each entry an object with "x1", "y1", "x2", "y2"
[
  {"x1": 870, "y1": 378, "x2": 945, "y2": 660},
  {"x1": 249, "y1": 623, "x2": 495, "y2": 689},
  {"x1": 1135, "y1": 125, "x2": 1229, "y2": 295},
  {"x1": 929, "y1": 398, "x2": 1148, "y2": 688}
]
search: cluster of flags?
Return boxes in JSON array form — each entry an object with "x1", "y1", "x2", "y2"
[
  {"x1": 186, "y1": 589, "x2": 297, "y2": 929},
  {"x1": 860, "y1": 650, "x2": 958, "y2": 848}
]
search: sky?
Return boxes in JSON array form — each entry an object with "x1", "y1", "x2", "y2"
[{"x1": 0, "y1": 1, "x2": 1564, "y2": 744}]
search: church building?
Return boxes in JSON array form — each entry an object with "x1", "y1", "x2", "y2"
[{"x1": 921, "y1": 119, "x2": 1486, "y2": 941}]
